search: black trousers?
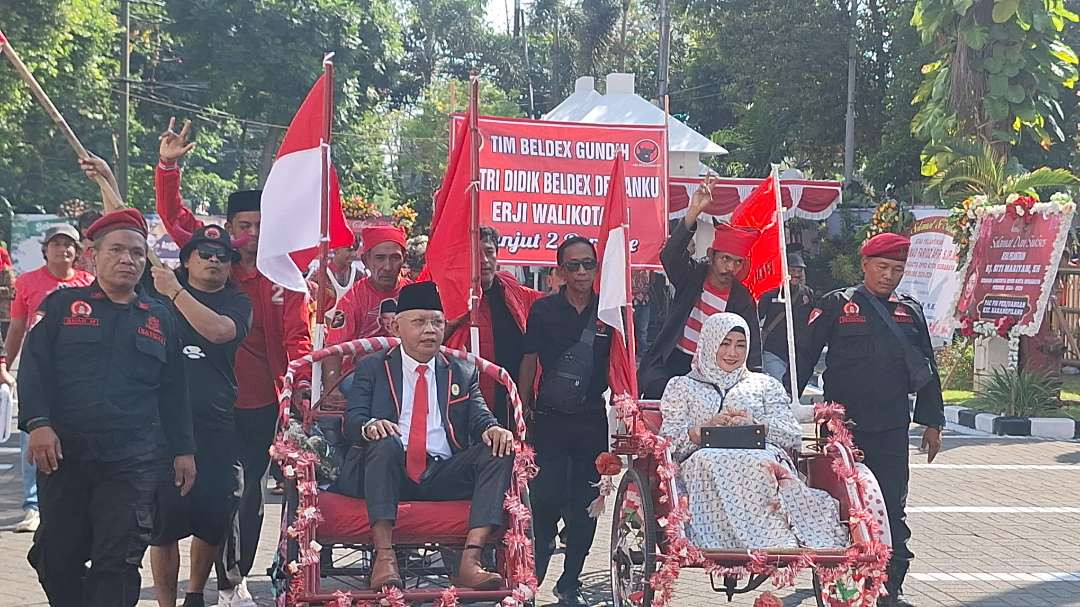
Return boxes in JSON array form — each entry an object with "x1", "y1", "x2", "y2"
[
  {"x1": 29, "y1": 450, "x2": 167, "y2": 607},
  {"x1": 531, "y1": 410, "x2": 608, "y2": 593},
  {"x1": 364, "y1": 438, "x2": 514, "y2": 530},
  {"x1": 216, "y1": 403, "x2": 279, "y2": 590},
  {"x1": 853, "y1": 427, "x2": 914, "y2": 596}
]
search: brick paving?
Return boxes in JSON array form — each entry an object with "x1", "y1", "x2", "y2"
[{"x1": 3, "y1": 427, "x2": 1080, "y2": 606}]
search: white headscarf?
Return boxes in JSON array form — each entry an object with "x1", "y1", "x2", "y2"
[{"x1": 688, "y1": 312, "x2": 750, "y2": 391}]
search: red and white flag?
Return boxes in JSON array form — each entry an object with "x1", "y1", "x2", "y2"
[
  {"x1": 731, "y1": 173, "x2": 783, "y2": 300},
  {"x1": 596, "y1": 156, "x2": 637, "y2": 399},
  {"x1": 257, "y1": 72, "x2": 353, "y2": 292}
]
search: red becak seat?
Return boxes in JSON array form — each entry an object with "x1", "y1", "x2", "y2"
[{"x1": 315, "y1": 493, "x2": 482, "y2": 545}]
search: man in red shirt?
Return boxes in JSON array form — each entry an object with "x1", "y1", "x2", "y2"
[
  {"x1": 322, "y1": 225, "x2": 410, "y2": 393},
  {"x1": 156, "y1": 118, "x2": 311, "y2": 605},
  {"x1": 2, "y1": 223, "x2": 95, "y2": 534}
]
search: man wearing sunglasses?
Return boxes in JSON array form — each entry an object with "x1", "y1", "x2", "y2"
[
  {"x1": 147, "y1": 225, "x2": 253, "y2": 607},
  {"x1": 156, "y1": 118, "x2": 311, "y2": 606},
  {"x1": 518, "y1": 237, "x2": 611, "y2": 607},
  {"x1": 638, "y1": 180, "x2": 763, "y2": 399}
]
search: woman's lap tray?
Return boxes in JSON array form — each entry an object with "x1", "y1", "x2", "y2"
[{"x1": 316, "y1": 492, "x2": 475, "y2": 544}]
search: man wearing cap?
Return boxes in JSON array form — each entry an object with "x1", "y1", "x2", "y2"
[
  {"x1": 342, "y1": 281, "x2": 515, "y2": 590},
  {"x1": 797, "y1": 232, "x2": 945, "y2": 607},
  {"x1": 157, "y1": 118, "x2": 311, "y2": 605},
  {"x1": 147, "y1": 225, "x2": 253, "y2": 607},
  {"x1": 758, "y1": 250, "x2": 816, "y2": 384},
  {"x1": 1, "y1": 222, "x2": 95, "y2": 534},
  {"x1": 19, "y1": 209, "x2": 195, "y2": 607},
  {"x1": 638, "y1": 182, "x2": 763, "y2": 399},
  {"x1": 322, "y1": 225, "x2": 411, "y2": 390}
]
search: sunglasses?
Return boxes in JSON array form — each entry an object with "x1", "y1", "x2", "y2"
[
  {"x1": 561, "y1": 259, "x2": 597, "y2": 272},
  {"x1": 196, "y1": 247, "x2": 230, "y2": 263}
]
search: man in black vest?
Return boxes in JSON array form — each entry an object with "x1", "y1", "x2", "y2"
[{"x1": 519, "y1": 237, "x2": 611, "y2": 607}]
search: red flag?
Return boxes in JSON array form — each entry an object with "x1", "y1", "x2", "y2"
[
  {"x1": 596, "y1": 156, "x2": 637, "y2": 399},
  {"x1": 257, "y1": 72, "x2": 352, "y2": 291},
  {"x1": 419, "y1": 108, "x2": 474, "y2": 321},
  {"x1": 731, "y1": 174, "x2": 783, "y2": 300}
]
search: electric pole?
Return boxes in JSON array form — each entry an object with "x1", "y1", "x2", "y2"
[
  {"x1": 118, "y1": 0, "x2": 131, "y2": 199},
  {"x1": 843, "y1": 0, "x2": 857, "y2": 184},
  {"x1": 658, "y1": 0, "x2": 670, "y2": 98}
]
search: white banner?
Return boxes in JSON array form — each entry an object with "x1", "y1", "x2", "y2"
[{"x1": 896, "y1": 209, "x2": 961, "y2": 340}]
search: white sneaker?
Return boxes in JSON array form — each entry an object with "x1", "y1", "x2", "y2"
[
  {"x1": 13, "y1": 508, "x2": 39, "y2": 533},
  {"x1": 217, "y1": 579, "x2": 256, "y2": 607}
]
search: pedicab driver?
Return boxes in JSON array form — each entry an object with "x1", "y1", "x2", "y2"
[
  {"x1": 343, "y1": 281, "x2": 515, "y2": 591},
  {"x1": 797, "y1": 232, "x2": 945, "y2": 607},
  {"x1": 18, "y1": 209, "x2": 196, "y2": 607}
]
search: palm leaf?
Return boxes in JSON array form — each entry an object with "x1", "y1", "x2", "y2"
[{"x1": 1005, "y1": 168, "x2": 1080, "y2": 196}]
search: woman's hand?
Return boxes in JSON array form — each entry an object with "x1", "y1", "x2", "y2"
[{"x1": 688, "y1": 426, "x2": 703, "y2": 445}]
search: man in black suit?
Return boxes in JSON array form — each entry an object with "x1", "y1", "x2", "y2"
[{"x1": 342, "y1": 281, "x2": 515, "y2": 591}]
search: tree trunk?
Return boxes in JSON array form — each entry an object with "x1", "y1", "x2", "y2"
[
  {"x1": 618, "y1": 0, "x2": 630, "y2": 72},
  {"x1": 257, "y1": 126, "x2": 283, "y2": 188}
]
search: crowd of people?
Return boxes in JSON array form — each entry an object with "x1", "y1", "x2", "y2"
[{"x1": 6, "y1": 118, "x2": 944, "y2": 607}]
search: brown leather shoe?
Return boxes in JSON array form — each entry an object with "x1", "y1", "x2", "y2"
[
  {"x1": 450, "y1": 545, "x2": 505, "y2": 590},
  {"x1": 369, "y1": 548, "x2": 402, "y2": 589}
]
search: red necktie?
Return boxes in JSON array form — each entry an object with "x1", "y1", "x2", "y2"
[{"x1": 405, "y1": 365, "x2": 429, "y2": 483}]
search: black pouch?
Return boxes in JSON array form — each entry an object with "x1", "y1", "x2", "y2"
[{"x1": 536, "y1": 308, "x2": 598, "y2": 414}]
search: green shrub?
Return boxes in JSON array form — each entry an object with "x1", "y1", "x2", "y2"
[
  {"x1": 969, "y1": 368, "x2": 1061, "y2": 418},
  {"x1": 936, "y1": 339, "x2": 974, "y2": 391}
]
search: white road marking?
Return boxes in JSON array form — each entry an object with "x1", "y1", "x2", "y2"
[
  {"x1": 0, "y1": 463, "x2": 11, "y2": 471},
  {"x1": 910, "y1": 572, "x2": 1080, "y2": 583},
  {"x1": 0, "y1": 447, "x2": 20, "y2": 455},
  {"x1": 910, "y1": 464, "x2": 1080, "y2": 470},
  {"x1": 908, "y1": 506, "x2": 1080, "y2": 513}
]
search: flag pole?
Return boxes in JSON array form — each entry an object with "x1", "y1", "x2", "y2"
[
  {"x1": 468, "y1": 71, "x2": 481, "y2": 355},
  {"x1": 312, "y1": 53, "x2": 335, "y2": 404},
  {"x1": 772, "y1": 164, "x2": 799, "y2": 405}
]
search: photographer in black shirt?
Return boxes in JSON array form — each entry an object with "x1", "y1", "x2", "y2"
[{"x1": 148, "y1": 225, "x2": 253, "y2": 607}]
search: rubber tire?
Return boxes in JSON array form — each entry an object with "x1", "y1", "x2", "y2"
[{"x1": 610, "y1": 467, "x2": 657, "y2": 607}]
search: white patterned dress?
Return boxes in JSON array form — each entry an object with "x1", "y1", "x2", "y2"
[{"x1": 659, "y1": 315, "x2": 849, "y2": 551}]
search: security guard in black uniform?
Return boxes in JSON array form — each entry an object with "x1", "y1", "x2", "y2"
[
  {"x1": 18, "y1": 208, "x2": 195, "y2": 607},
  {"x1": 798, "y1": 233, "x2": 944, "y2": 607}
]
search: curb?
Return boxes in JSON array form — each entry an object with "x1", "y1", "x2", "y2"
[{"x1": 944, "y1": 405, "x2": 1078, "y2": 440}]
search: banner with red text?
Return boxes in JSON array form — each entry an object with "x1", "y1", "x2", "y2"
[
  {"x1": 953, "y1": 205, "x2": 1074, "y2": 335},
  {"x1": 450, "y1": 114, "x2": 667, "y2": 267},
  {"x1": 896, "y1": 209, "x2": 962, "y2": 340}
]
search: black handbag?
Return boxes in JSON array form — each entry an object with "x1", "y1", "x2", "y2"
[
  {"x1": 700, "y1": 425, "x2": 767, "y2": 449},
  {"x1": 536, "y1": 307, "x2": 600, "y2": 414},
  {"x1": 855, "y1": 286, "x2": 934, "y2": 392}
]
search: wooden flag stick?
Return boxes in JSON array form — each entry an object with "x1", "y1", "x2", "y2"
[{"x1": 0, "y1": 30, "x2": 125, "y2": 212}]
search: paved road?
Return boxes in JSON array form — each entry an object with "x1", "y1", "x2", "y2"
[{"x1": 2, "y1": 425, "x2": 1079, "y2": 606}]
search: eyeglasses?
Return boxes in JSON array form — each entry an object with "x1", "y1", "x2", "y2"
[
  {"x1": 196, "y1": 247, "x2": 230, "y2": 263},
  {"x1": 562, "y1": 259, "x2": 597, "y2": 272}
]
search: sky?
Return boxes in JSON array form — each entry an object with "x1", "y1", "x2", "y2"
[{"x1": 485, "y1": 0, "x2": 515, "y2": 36}]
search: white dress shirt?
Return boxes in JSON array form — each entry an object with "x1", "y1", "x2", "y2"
[{"x1": 398, "y1": 351, "x2": 453, "y2": 459}]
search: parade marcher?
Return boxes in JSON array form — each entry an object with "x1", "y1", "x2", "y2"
[
  {"x1": 75, "y1": 209, "x2": 104, "y2": 275},
  {"x1": 638, "y1": 180, "x2": 762, "y2": 399},
  {"x1": 519, "y1": 237, "x2": 612, "y2": 607},
  {"x1": 2, "y1": 223, "x2": 95, "y2": 534},
  {"x1": 322, "y1": 225, "x2": 411, "y2": 390},
  {"x1": 378, "y1": 298, "x2": 396, "y2": 336},
  {"x1": 156, "y1": 118, "x2": 311, "y2": 605},
  {"x1": 341, "y1": 281, "x2": 515, "y2": 590},
  {"x1": 797, "y1": 233, "x2": 945, "y2": 607},
  {"x1": 19, "y1": 208, "x2": 196, "y2": 607},
  {"x1": 307, "y1": 236, "x2": 360, "y2": 315},
  {"x1": 148, "y1": 225, "x2": 253, "y2": 607},
  {"x1": 0, "y1": 254, "x2": 13, "y2": 336},
  {"x1": 758, "y1": 251, "x2": 815, "y2": 384},
  {"x1": 445, "y1": 226, "x2": 541, "y2": 428}
]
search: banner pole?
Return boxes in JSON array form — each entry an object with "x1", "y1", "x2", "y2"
[
  {"x1": 0, "y1": 31, "x2": 124, "y2": 212},
  {"x1": 313, "y1": 54, "x2": 335, "y2": 404},
  {"x1": 468, "y1": 71, "x2": 481, "y2": 355},
  {"x1": 773, "y1": 165, "x2": 799, "y2": 405}
]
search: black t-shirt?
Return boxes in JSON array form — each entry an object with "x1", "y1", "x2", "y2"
[
  {"x1": 523, "y1": 288, "x2": 611, "y2": 408},
  {"x1": 167, "y1": 282, "x2": 252, "y2": 440},
  {"x1": 759, "y1": 284, "x2": 815, "y2": 360},
  {"x1": 487, "y1": 280, "x2": 525, "y2": 421}
]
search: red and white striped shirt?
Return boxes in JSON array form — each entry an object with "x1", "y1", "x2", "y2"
[{"x1": 677, "y1": 281, "x2": 730, "y2": 355}]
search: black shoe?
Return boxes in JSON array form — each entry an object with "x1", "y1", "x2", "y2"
[
  {"x1": 182, "y1": 593, "x2": 206, "y2": 607},
  {"x1": 877, "y1": 596, "x2": 916, "y2": 607},
  {"x1": 554, "y1": 586, "x2": 588, "y2": 607}
]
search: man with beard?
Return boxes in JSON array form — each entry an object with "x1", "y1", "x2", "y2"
[
  {"x1": 156, "y1": 118, "x2": 311, "y2": 605},
  {"x1": 148, "y1": 225, "x2": 253, "y2": 607},
  {"x1": 19, "y1": 209, "x2": 195, "y2": 606}
]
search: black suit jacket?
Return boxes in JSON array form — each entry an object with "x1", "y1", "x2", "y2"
[{"x1": 639, "y1": 220, "x2": 762, "y2": 383}]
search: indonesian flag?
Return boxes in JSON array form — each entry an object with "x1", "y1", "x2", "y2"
[
  {"x1": 257, "y1": 72, "x2": 353, "y2": 292},
  {"x1": 419, "y1": 107, "x2": 475, "y2": 321},
  {"x1": 731, "y1": 174, "x2": 783, "y2": 300},
  {"x1": 596, "y1": 156, "x2": 637, "y2": 399}
]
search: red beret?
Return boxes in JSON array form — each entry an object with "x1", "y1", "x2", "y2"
[
  {"x1": 85, "y1": 208, "x2": 148, "y2": 241},
  {"x1": 361, "y1": 225, "x2": 406, "y2": 253},
  {"x1": 861, "y1": 233, "x2": 910, "y2": 261},
  {"x1": 710, "y1": 222, "x2": 760, "y2": 258}
]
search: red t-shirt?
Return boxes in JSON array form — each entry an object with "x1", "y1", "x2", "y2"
[
  {"x1": 12, "y1": 266, "x2": 96, "y2": 324},
  {"x1": 327, "y1": 277, "x2": 409, "y2": 366}
]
